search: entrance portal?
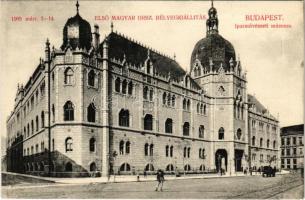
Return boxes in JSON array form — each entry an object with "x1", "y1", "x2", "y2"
[
  {"x1": 215, "y1": 149, "x2": 228, "y2": 172},
  {"x1": 234, "y1": 149, "x2": 244, "y2": 172}
]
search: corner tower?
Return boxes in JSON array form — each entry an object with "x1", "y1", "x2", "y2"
[{"x1": 190, "y1": 1, "x2": 248, "y2": 174}]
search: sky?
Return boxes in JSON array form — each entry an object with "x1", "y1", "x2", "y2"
[{"x1": 0, "y1": 1, "x2": 303, "y2": 141}]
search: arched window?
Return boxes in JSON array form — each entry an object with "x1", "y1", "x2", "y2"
[
  {"x1": 115, "y1": 77, "x2": 121, "y2": 92},
  {"x1": 260, "y1": 138, "x2": 263, "y2": 147},
  {"x1": 120, "y1": 163, "x2": 131, "y2": 171},
  {"x1": 162, "y1": 92, "x2": 167, "y2": 105},
  {"x1": 184, "y1": 148, "x2": 187, "y2": 158},
  {"x1": 41, "y1": 111, "x2": 44, "y2": 128},
  {"x1": 203, "y1": 104, "x2": 207, "y2": 115},
  {"x1": 171, "y1": 95, "x2": 176, "y2": 107},
  {"x1": 65, "y1": 137, "x2": 73, "y2": 152},
  {"x1": 119, "y1": 109, "x2": 130, "y2": 127},
  {"x1": 199, "y1": 164, "x2": 205, "y2": 171},
  {"x1": 125, "y1": 141, "x2": 130, "y2": 154},
  {"x1": 166, "y1": 164, "x2": 174, "y2": 172},
  {"x1": 150, "y1": 144, "x2": 154, "y2": 156},
  {"x1": 65, "y1": 162, "x2": 72, "y2": 172},
  {"x1": 267, "y1": 139, "x2": 270, "y2": 148},
  {"x1": 144, "y1": 114, "x2": 153, "y2": 130},
  {"x1": 64, "y1": 101, "x2": 74, "y2": 121},
  {"x1": 237, "y1": 106, "x2": 240, "y2": 119},
  {"x1": 167, "y1": 94, "x2": 171, "y2": 106},
  {"x1": 197, "y1": 103, "x2": 200, "y2": 113},
  {"x1": 236, "y1": 129, "x2": 242, "y2": 140},
  {"x1": 27, "y1": 123, "x2": 30, "y2": 137},
  {"x1": 145, "y1": 164, "x2": 154, "y2": 172},
  {"x1": 273, "y1": 141, "x2": 276, "y2": 149},
  {"x1": 64, "y1": 68, "x2": 74, "y2": 84},
  {"x1": 90, "y1": 162, "x2": 96, "y2": 172},
  {"x1": 199, "y1": 148, "x2": 202, "y2": 158},
  {"x1": 165, "y1": 145, "x2": 169, "y2": 157},
  {"x1": 144, "y1": 143, "x2": 149, "y2": 156},
  {"x1": 199, "y1": 125, "x2": 204, "y2": 138},
  {"x1": 183, "y1": 122, "x2": 190, "y2": 136},
  {"x1": 31, "y1": 120, "x2": 34, "y2": 134},
  {"x1": 35, "y1": 115, "x2": 39, "y2": 131},
  {"x1": 218, "y1": 127, "x2": 224, "y2": 140},
  {"x1": 183, "y1": 99, "x2": 187, "y2": 110},
  {"x1": 122, "y1": 79, "x2": 127, "y2": 94},
  {"x1": 170, "y1": 146, "x2": 173, "y2": 157},
  {"x1": 88, "y1": 70, "x2": 95, "y2": 87},
  {"x1": 187, "y1": 99, "x2": 191, "y2": 111},
  {"x1": 165, "y1": 118, "x2": 173, "y2": 133},
  {"x1": 128, "y1": 82, "x2": 133, "y2": 95},
  {"x1": 252, "y1": 136, "x2": 256, "y2": 146},
  {"x1": 87, "y1": 103, "x2": 96, "y2": 122},
  {"x1": 119, "y1": 140, "x2": 124, "y2": 155},
  {"x1": 184, "y1": 164, "x2": 191, "y2": 171},
  {"x1": 89, "y1": 138, "x2": 95, "y2": 152},
  {"x1": 143, "y1": 86, "x2": 148, "y2": 100}
]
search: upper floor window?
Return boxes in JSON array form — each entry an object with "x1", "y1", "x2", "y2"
[
  {"x1": 64, "y1": 101, "x2": 74, "y2": 121},
  {"x1": 89, "y1": 138, "x2": 95, "y2": 152},
  {"x1": 144, "y1": 143, "x2": 154, "y2": 156},
  {"x1": 41, "y1": 111, "x2": 45, "y2": 128},
  {"x1": 115, "y1": 77, "x2": 121, "y2": 92},
  {"x1": 65, "y1": 137, "x2": 73, "y2": 152},
  {"x1": 199, "y1": 125, "x2": 204, "y2": 138},
  {"x1": 165, "y1": 118, "x2": 173, "y2": 134},
  {"x1": 128, "y1": 82, "x2": 133, "y2": 95},
  {"x1": 273, "y1": 140, "x2": 276, "y2": 149},
  {"x1": 35, "y1": 116, "x2": 39, "y2": 131},
  {"x1": 267, "y1": 139, "x2": 270, "y2": 148},
  {"x1": 143, "y1": 86, "x2": 148, "y2": 100},
  {"x1": 260, "y1": 138, "x2": 263, "y2": 147},
  {"x1": 122, "y1": 80, "x2": 127, "y2": 94},
  {"x1": 236, "y1": 129, "x2": 242, "y2": 140},
  {"x1": 87, "y1": 103, "x2": 96, "y2": 123},
  {"x1": 64, "y1": 67, "x2": 74, "y2": 85},
  {"x1": 252, "y1": 136, "x2": 256, "y2": 146},
  {"x1": 183, "y1": 122, "x2": 190, "y2": 136},
  {"x1": 149, "y1": 89, "x2": 153, "y2": 101},
  {"x1": 163, "y1": 92, "x2": 167, "y2": 105},
  {"x1": 187, "y1": 99, "x2": 191, "y2": 111},
  {"x1": 171, "y1": 95, "x2": 176, "y2": 107},
  {"x1": 144, "y1": 114, "x2": 153, "y2": 130},
  {"x1": 119, "y1": 109, "x2": 130, "y2": 127},
  {"x1": 88, "y1": 70, "x2": 96, "y2": 87},
  {"x1": 183, "y1": 99, "x2": 187, "y2": 110},
  {"x1": 218, "y1": 127, "x2": 224, "y2": 140}
]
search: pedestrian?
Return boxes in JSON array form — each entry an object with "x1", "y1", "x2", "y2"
[
  {"x1": 155, "y1": 169, "x2": 165, "y2": 191},
  {"x1": 144, "y1": 170, "x2": 147, "y2": 178}
]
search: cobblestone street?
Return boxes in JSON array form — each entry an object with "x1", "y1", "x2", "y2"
[{"x1": 2, "y1": 173, "x2": 303, "y2": 199}]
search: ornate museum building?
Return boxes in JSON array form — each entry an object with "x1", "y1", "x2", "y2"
[{"x1": 6, "y1": 1, "x2": 280, "y2": 177}]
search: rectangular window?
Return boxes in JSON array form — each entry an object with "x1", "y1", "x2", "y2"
[
  {"x1": 281, "y1": 159, "x2": 285, "y2": 168},
  {"x1": 293, "y1": 148, "x2": 297, "y2": 155},
  {"x1": 286, "y1": 138, "x2": 290, "y2": 146},
  {"x1": 300, "y1": 148, "x2": 303, "y2": 155},
  {"x1": 299, "y1": 137, "x2": 303, "y2": 145},
  {"x1": 293, "y1": 137, "x2": 296, "y2": 145},
  {"x1": 286, "y1": 149, "x2": 290, "y2": 156},
  {"x1": 281, "y1": 138, "x2": 285, "y2": 146},
  {"x1": 281, "y1": 149, "x2": 285, "y2": 156},
  {"x1": 287, "y1": 159, "x2": 291, "y2": 169},
  {"x1": 293, "y1": 159, "x2": 297, "y2": 169}
]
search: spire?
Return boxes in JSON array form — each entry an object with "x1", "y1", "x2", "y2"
[
  {"x1": 76, "y1": 0, "x2": 79, "y2": 14},
  {"x1": 110, "y1": 21, "x2": 114, "y2": 32},
  {"x1": 206, "y1": 0, "x2": 218, "y2": 35}
]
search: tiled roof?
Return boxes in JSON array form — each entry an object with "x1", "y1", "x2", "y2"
[
  {"x1": 281, "y1": 124, "x2": 304, "y2": 136},
  {"x1": 247, "y1": 94, "x2": 277, "y2": 120}
]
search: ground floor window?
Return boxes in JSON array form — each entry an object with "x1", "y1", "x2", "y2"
[
  {"x1": 184, "y1": 164, "x2": 191, "y2": 171},
  {"x1": 199, "y1": 164, "x2": 205, "y2": 171},
  {"x1": 65, "y1": 162, "x2": 72, "y2": 172},
  {"x1": 166, "y1": 164, "x2": 174, "y2": 172},
  {"x1": 145, "y1": 163, "x2": 154, "y2": 172},
  {"x1": 120, "y1": 163, "x2": 131, "y2": 172},
  {"x1": 90, "y1": 162, "x2": 97, "y2": 172}
]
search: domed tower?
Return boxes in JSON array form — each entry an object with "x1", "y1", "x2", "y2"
[
  {"x1": 190, "y1": 1, "x2": 248, "y2": 174},
  {"x1": 61, "y1": 1, "x2": 92, "y2": 51}
]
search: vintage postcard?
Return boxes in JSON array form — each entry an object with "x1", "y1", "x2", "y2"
[{"x1": 0, "y1": 0, "x2": 304, "y2": 199}]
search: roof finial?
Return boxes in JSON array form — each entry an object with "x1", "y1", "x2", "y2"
[
  {"x1": 211, "y1": 0, "x2": 214, "y2": 7},
  {"x1": 76, "y1": 0, "x2": 80, "y2": 14},
  {"x1": 111, "y1": 21, "x2": 114, "y2": 32}
]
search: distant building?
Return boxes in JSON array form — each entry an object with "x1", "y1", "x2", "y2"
[
  {"x1": 280, "y1": 124, "x2": 304, "y2": 169},
  {"x1": 6, "y1": 1, "x2": 280, "y2": 177}
]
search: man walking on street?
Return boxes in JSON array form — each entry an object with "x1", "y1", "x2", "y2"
[{"x1": 155, "y1": 169, "x2": 165, "y2": 191}]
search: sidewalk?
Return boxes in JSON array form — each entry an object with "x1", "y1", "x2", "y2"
[{"x1": 3, "y1": 171, "x2": 290, "y2": 185}]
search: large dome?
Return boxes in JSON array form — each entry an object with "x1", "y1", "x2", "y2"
[
  {"x1": 61, "y1": 2, "x2": 92, "y2": 51},
  {"x1": 190, "y1": 34, "x2": 236, "y2": 72},
  {"x1": 190, "y1": 3, "x2": 236, "y2": 72}
]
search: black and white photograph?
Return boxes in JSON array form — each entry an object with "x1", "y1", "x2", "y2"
[{"x1": 0, "y1": 0, "x2": 304, "y2": 199}]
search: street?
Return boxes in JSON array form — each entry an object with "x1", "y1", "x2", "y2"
[{"x1": 2, "y1": 173, "x2": 303, "y2": 199}]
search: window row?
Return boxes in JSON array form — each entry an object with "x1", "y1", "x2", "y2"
[
  {"x1": 251, "y1": 136, "x2": 276, "y2": 149},
  {"x1": 24, "y1": 141, "x2": 45, "y2": 156},
  {"x1": 115, "y1": 77, "x2": 133, "y2": 95},
  {"x1": 23, "y1": 111, "x2": 45, "y2": 138},
  {"x1": 63, "y1": 101, "x2": 98, "y2": 122},
  {"x1": 182, "y1": 98, "x2": 191, "y2": 111},
  {"x1": 281, "y1": 137, "x2": 303, "y2": 146},
  {"x1": 118, "y1": 163, "x2": 205, "y2": 172},
  {"x1": 65, "y1": 137, "x2": 96, "y2": 152},
  {"x1": 23, "y1": 81, "x2": 45, "y2": 119},
  {"x1": 64, "y1": 68, "x2": 100, "y2": 88},
  {"x1": 143, "y1": 86, "x2": 153, "y2": 101},
  {"x1": 281, "y1": 147, "x2": 303, "y2": 156},
  {"x1": 234, "y1": 104, "x2": 244, "y2": 120}
]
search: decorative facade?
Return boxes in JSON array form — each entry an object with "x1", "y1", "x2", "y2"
[{"x1": 6, "y1": 2, "x2": 280, "y2": 177}]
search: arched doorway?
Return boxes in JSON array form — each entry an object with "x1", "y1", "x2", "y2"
[
  {"x1": 90, "y1": 162, "x2": 96, "y2": 172},
  {"x1": 215, "y1": 149, "x2": 228, "y2": 172}
]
